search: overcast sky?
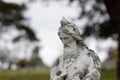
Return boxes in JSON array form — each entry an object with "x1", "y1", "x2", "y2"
[{"x1": 4, "y1": 0, "x2": 117, "y2": 67}]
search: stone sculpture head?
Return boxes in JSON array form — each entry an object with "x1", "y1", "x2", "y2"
[{"x1": 58, "y1": 17, "x2": 86, "y2": 48}]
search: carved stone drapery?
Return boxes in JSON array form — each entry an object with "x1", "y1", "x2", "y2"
[{"x1": 50, "y1": 17, "x2": 101, "y2": 80}]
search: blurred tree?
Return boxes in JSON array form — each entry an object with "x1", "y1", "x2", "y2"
[
  {"x1": 32, "y1": 46, "x2": 44, "y2": 66},
  {"x1": 68, "y1": 0, "x2": 117, "y2": 39},
  {"x1": 17, "y1": 46, "x2": 43, "y2": 68},
  {"x1": 102, "y1": 0, "x2": 120, "y2": 79},
  {"x1": 0, "y1": 0, "x2": 43, "y2": 69},
  {"x1": 0, "y1": 1, "x2": 38, "y2": 41}
]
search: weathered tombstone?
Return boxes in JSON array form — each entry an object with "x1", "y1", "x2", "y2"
[{"x1": 50, "y1": 17, "x2": 101, "y2": 80}]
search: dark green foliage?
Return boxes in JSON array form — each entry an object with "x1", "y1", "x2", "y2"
[
  {"x1": 17, "y1": 60, "x2": 27, "y2": 68},
  {"x1": 69, "y1": 0, "x2": 116, "y2": 39},
  {"x1": 99, "y1": 20, "x2": 117, "y2": 38},
  {"x1": 82, "y1": 26, "x2": 95, "y2": 38},
  {"x1": 13, "y1": 24, "x2": 38, "y2": 42},
  {"x1": 32, "y1": 46, "x2": 44, "y2": 66},
  {"x1": 17, "y1": 46, "x2": 43, "y2": 68},
  {"x1": 0, "y1": 0, "x2": 43, "y2": 67},
  {"x1": 82, "y1": 20, "x2": 117, "y2": 39},
  {"x1": 0, "y1": 1, "x2": 38, "y2": 41},
  {"x1": 0, "y1": 1, "x2": 25, "y2": 26}
]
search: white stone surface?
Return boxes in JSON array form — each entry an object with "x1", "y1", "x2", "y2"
[{"x1": 50, "y1": 17, "x2": 101, "y2": 80}]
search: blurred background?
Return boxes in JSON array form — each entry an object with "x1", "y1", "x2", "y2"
[{"x1": 0, "y1": 0, "x2": 119, "y2": 80}]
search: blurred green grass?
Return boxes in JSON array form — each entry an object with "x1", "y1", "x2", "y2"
[
  {"x1": 0, "y1": 68, "x2": 117, "y2": 80},
  {"x1": 0, "y1": 69, "x2": 50, "y2": 80},
  {"x1": 101, "y1": 68, "x2": 117, "y2": 80}
]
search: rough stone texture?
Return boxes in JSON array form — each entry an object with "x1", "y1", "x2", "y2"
[{"x1": 50, "y1": 17, "x2": 101, "y2": 80}]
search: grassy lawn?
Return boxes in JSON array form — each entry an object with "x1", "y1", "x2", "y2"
[
  {"x1": 0, "y1": 68, "x2": 117, "y2": 80},
  {"x1": 0, "y1": 69, "x2": 50, "y2": 80},
  {"x1": 101, "y1": 68, "x2": 117, "y2": 80}
]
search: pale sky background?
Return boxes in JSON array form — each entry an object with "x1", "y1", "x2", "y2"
[{"x1": 4, "y1": 0, "x2": 117, "y2": 67}]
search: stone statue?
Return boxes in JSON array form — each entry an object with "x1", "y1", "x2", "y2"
[{"x1": 50, "y1": 17, "x2": 101, "y2": 80}]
